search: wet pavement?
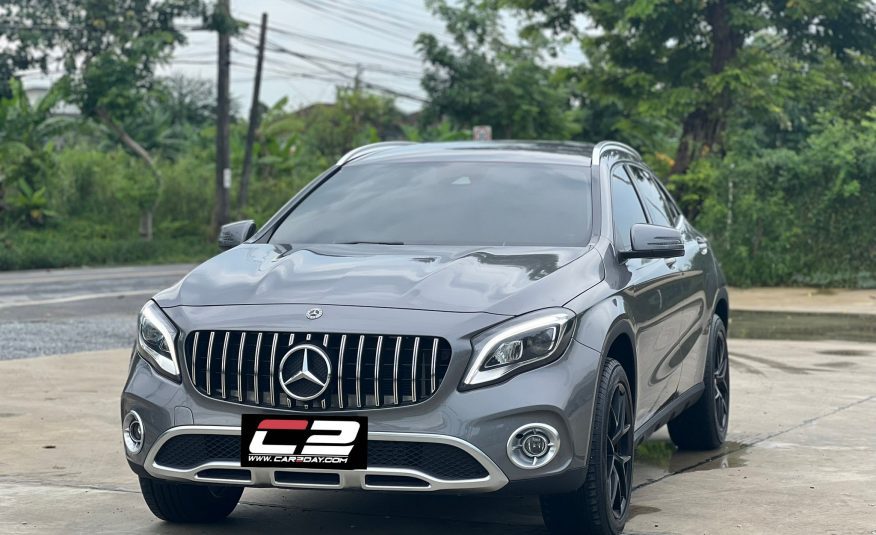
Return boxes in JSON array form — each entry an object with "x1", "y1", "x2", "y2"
[
  {"x1": 1, "y1": 339, "x2": 874, "y2": 534},
  {"x1": 730, "y1": 310, "x2": 876, "y2": 343}
]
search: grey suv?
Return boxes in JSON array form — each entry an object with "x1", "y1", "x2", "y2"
[{"x1": 122, "y1": 141, "x2": 730, "y2": 535}]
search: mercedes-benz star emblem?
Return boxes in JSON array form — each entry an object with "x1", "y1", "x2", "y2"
[
  {"x1": 278, "y1": 344, "x2": 332, "y2": 401},
  {"x1": 305, "y1": 307, "x2": 323, "y2": 320}
]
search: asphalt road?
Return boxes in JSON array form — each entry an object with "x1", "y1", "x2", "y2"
[{"x1": 0, "y1": 265, "x2": 192, "y2": 360}]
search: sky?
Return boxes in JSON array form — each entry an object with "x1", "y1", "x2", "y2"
[
  {"x1": 20, "y1": 0, "x2": 586, "y2": 114},
  {"x1": 169, "y1": 0, "x2": 446, "y2": 113}
]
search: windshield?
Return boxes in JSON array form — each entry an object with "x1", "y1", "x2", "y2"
[{"x1": 269, "y1": 161, "x2": 592, "y2": 247}]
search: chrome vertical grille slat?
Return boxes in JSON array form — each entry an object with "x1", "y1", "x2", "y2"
[
  {"x1": 355, "y1": 335, "x2": 365, "y2": 408},
  {"x1": 337, "y1": 334, "x2": 347, "y2": 409},
  {"x1": 190, "y1": 332, "x2": 200, "y2": 386},
  {"x1": 253, "y1": 333, "x2": 262, "y2": 405},
  {"x1": 373, "y1": 335, "x2": 383, "y2": 407},
  {"x1": 205, "y1": 332, "x2": 215, "y2": 395},
  {"x1": 411, "y1": 337, "x2": 420, "y2": 401},
  {"x1": 220, "y1": 332, "x2": 230, "y2": 399},
  {"x1": 392, "y1": 336, "x2": 402, "y2": 405},
  {"x1": 185, "y1": 330, "x2": 451, "y2": 411},
  {"x1": 237, "y1": 332, "x2": 246, "y2": 402},
  {"x1": 430, "y1": 337, "x2": 439, "y2": 394},
  {"x1": 284, "y1": 333, "x2": 294, "y2": 408},
  {"x1": 268, "y1": 333, "x2": 279, "y2": 406}
]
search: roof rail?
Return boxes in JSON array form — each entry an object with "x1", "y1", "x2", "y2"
[
  {"x1": 591, "y1": 141, "x2": 642, "y2": 165},
  {"x1": 336, "y1": 141, "x2": 418, "y2": 165}
]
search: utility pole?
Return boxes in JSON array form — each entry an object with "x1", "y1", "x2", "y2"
[
  {"x1": 354, "y1": 63, "x2": 363, "y2": 92},
  {"x1": 213, "y1": 0, "x2": 231, "y2": 234},
  {"x1": 352, "y1": 63, "x2": 363, "y2": 133},
  {"x1": 238, "y1": 12, "x2": 267, "y2": 212}
]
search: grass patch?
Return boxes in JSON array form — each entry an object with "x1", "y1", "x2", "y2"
[{"x1": 0, "y1": 230, "x2": 216, "y2": 271}]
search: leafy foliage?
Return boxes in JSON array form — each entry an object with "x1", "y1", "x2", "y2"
[
  {"x1": 413, "y1": 0, "x2": 876, "y2": 286},
  {"x1": 417, "y1": 0, "x2": 577, "y2": 139},
  {"x1": 2, "y1": 2, "x2": 876, "y2": 287}
]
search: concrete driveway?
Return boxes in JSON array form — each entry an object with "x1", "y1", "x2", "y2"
[{"x1": 1, "y1": 339, "x2": 874, "y2": 534}]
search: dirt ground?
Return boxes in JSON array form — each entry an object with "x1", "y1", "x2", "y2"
[{"x1": 729, "y1": 287, "x2": 876, "y2": 316}]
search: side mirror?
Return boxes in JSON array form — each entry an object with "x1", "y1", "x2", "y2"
[
  {"x1": 218, "y1": 220, "x2": 256, "y2": 250},
  {"x1": 620, "y1": 223, "x2": 685, "y2": 260}
]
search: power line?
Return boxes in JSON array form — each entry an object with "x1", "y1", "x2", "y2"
[
  {"x1": 282, "y1": 0, "x2": 416, "y2": 44},
  {"x1": 332, "y1": 0, "x2": 446, "y2": 34},
  {"x1": 235, "y1": 16, "x2": 424, "y2": 67},
  {"x1": 322, "y1": 0, "x2": 436, "y2": 34},
  {"x1": 226, "y1": 59, "x2": 427, "y2": 103},
  {"x1": 255, "y1": 39, "x2": 427, "y2": 102},
  {"x1": 235, "y1": 33, "x2": 422, "y2": 79},
  {"x1": 176, "y1": 6, "x2": 432, "y2": 107}
]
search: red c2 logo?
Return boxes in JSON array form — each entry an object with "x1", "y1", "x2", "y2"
[{"x1": 248, "y1": 418, "x2": 361, "y2": 456}]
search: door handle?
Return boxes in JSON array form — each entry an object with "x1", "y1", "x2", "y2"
[{"x1": 696, "y1": 237, "x2": 708, "y2": 254}]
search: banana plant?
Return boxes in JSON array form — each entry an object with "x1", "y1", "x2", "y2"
[
  {"x1": 11, "y1": 178, "x2": 56, "y2": 226},
  {"x1": 0, "y1": 78, "x2": 76, "y2": 218}
]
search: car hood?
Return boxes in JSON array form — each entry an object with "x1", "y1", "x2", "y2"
[{"x1": 154, "y1": 243, "x2": 604, "y2": 315}]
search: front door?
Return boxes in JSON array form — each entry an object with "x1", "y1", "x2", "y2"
[
  {"x1": 609, "y1": 164, "x2": 683, "y2": 424},
  {"x1": 627, "y1": 165, "x2": 707, "y2": 414}
]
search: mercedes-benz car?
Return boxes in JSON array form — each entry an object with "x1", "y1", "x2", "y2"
[{"x1": 121, "y1": 140, "x2": 730, "y2": 534}]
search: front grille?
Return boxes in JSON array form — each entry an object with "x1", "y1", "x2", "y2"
[
  {"x1": 185, "y1": 331, "x2": 452, "y2": 410},
  {"x1": 368, "y1": 441, "x2": 488, "y2": 480},
  {"x1": 154, "y1": 435, "x2": 489, "y2": 480},
  {"x1": 155, "y1": 434, "x2": 238, "y2": 469}
]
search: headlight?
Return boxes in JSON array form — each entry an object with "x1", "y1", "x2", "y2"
[
  {"x1": 461, "y1": 308, "x2": 576, "y2": 389},
  {"x1": 137, "y1": 301, "x2": 180, "y2": 381}
]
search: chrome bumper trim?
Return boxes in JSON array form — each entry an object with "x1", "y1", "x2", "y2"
[{"x1": 143, "y1": 425, "x2": 508, "y2": 492}]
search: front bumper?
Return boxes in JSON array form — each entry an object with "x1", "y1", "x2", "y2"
[
  {"x1": 141, "y1": 425, "x2": 507, "y2": 492},
  {"x1": 122, "y1": 304, "x2": 602, "y2": 494}
]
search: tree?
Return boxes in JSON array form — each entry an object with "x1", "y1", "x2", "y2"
[
  {"x1": 113, "y1": 76, "x2": 216, "y2": 163},
  {"x1": 0, "y1": 78, "x2": 75, "y2": 222},
  {"x1": 496, "y1": 0, "x2": 876, "y2": 211},
  {"x1": 157, "y1": 75, "x2": 216, "y2": 132},
  {"x1": 0, "y1": 0, "x2": 202, "y2": 239},
  {"x1": 417, "y1": 0, "x2": 577, "y2": 140}
]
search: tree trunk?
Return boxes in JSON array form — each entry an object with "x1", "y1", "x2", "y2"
[
  {"x1": 96, "y1": 107, "x2": 161, "y2": 241},
  {"x1": 670, "y1": 0, "x2": 742, "y2": 215},
  {"x1": 139, "y1": 210, "x2": 154, "y2": 241}
]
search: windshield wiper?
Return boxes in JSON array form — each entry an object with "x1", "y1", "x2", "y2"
[{"x1": 338, "y1": 241, "x2": 405, "y2": 245}]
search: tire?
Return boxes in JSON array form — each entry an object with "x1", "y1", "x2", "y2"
[
  {"x1": 667, "y1": 314, "x2": 729, "y2": 450},
  {"x1": 139, "y1": 476, "x2": 243, "y2": 523},
  {"x1": 540, "y1": 358, "x2": 634, "y2": 535}
]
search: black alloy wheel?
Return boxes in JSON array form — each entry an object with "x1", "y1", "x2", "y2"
[
  {"x1": 668, "y1": 314, "x2": 730, "y2": 450},
  {"x1": 712, "y1": 329, "x2": 729, "y2": 434},
  {"x1": 606, "y1": 382, "x2": 633, "y2": 520}
]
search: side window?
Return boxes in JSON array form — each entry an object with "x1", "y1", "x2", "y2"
[
  {"x1": 651, "y1": 171, "x2": 682, "y2": 223},
  {"x1": 628, "y1": 165, "x2": 675, "y2": 227},
  {"x1": 610, "y1": 165, "x2": 647, "y2": 251}
]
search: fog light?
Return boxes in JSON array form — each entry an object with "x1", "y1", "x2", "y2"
[
  {"x1": 507, "y1": 423, "x2": 559, "y2": 469},
  {"x1": 123, "y1": 410, "x2": 144, "y2": 454}
]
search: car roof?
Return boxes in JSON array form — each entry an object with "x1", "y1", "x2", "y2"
[{"x1": 341, "y1": 140, "x2": 597, "y2": 167}]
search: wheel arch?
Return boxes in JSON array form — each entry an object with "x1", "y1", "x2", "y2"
[
  {"x1": 600, "y1": 322, "x2": 637, "y2": 413},
  {"x1": 714, "y1": 287, "x2": 729, "y2": 327},
  {"x1": 574, "y1": 294, "x2": 639, "y2": 411}
]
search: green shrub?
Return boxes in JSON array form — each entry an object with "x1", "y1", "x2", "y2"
[{"x1": 0, "y1": 229, "x2": 215, "y2": 270}]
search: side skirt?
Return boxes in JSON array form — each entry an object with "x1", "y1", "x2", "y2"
[{"x1": 633, "y1": 383, "x2": 705, "y2": 445}]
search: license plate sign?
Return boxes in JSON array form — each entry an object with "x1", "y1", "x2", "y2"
[{"x1": 240, "y1": 415, "x2": 367, "y2": 469}]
